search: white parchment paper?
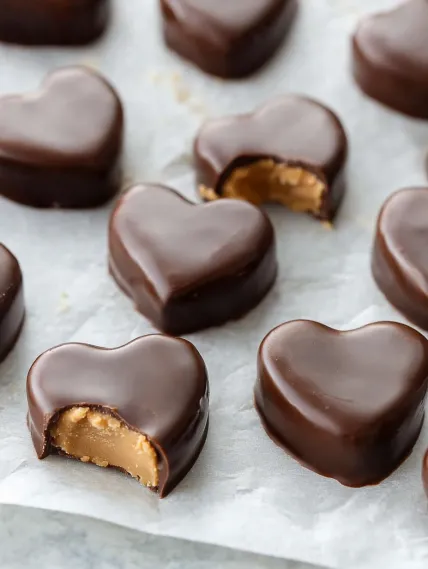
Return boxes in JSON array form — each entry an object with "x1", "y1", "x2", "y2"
[{"x1": 0, "y1": 0, "x2": 428, "y2": 567}]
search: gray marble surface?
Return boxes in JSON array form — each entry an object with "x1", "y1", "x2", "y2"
[{"x1": 0, "y1": 505, "x2": 314, "y2": 569}]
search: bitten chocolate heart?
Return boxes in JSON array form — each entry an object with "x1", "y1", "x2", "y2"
[
  {"x1": 0, "y1": 244, "x2": 24, "y2": 363},
  {"x1": 255, "y1": 320, "x2": 428, "y2": 486},
  {"x1": 0, "y1": 0, "x2": 109, "y2": 45},
  {"x1": 194, "y1": 96, "x2": 347, "y2": 222},
  {"x1": 352, "y1": 0, "x2": 428, "y2": 118},
  {"x1": 160, "y1": 0, "x2": 297, "y2": 78},
  {"x1": 0, "y1": 66, "x2": 123, "y2": 209},
  {"x1": 372, "y1": 187, "x2": 428, "y2": 330},
  {"x1": 27, "y1": 335, "x2": 209, "y2": 498},
  {"x1": 423, "y1": 450, "x2": 428, "y2": 498},
  {"x1": 109, "y1": 184, "x2": 277, "y2": 335}
]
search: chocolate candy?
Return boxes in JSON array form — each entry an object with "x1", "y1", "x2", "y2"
[
  {"x1": 352, "y1": 0, "x2": 428, "y2": 119},
  {"x1": 372, "y1": 187, "x2": 428, "y2": 330},
  {"x1": 0, "y1": 0, "x2": 109, "y2": 45},
  {"x1": 0, "y1": 66, "x2": 123, "y2": 209},
  {"x1": 194, "y1": 96, "x2": 347, "y2": 222},
  {"x1": 0, "y1": 244, "x2": 24, "y2": 363},
  {"x1": 27, "y1": 335, "x2": 209, "y2": 498},
  {"x1": 109, "y1": 184, "x2": 277, "y2": 335},
  {"x1": 423, "y1": 450, "x2": 428, "y2": 498},
  {"x1": 255, "y1": 320, "x2": 428, "y2": 486},
  {"x1": 160, "y1": 0, "x2": 297, "y2": 78}
]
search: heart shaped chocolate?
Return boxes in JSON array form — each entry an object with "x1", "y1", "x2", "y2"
[
  {"x1": 109, "y1": 184, "x2": 277, "y2": 335},
  {"x1": 0, "y1": 66, "x2": 123, "y2": 208},
  {"x1": 0, "y1": 244, "x2": 24, "y2": 363},
  {"x1": 255, "y1": 320, "x2": 428, "y2": 486},
  {"x1": 353, "y1": 0, "x2": 428, "y2": 118},
  {"x1": 372, "y1": 187, "x2": 428, "y2": 330},
  {"x1": 160, "y1": 0, "x2": 297, "y2": 78},
  {"x1": 194, "y1": 95, "x2": 347, "y2": 222},
  {"x1": 27, "y1": 335, "x2": 209, "y2": 498},
  {"x1": 0, "y1": 0, "x2": 109, "y2": 45}
]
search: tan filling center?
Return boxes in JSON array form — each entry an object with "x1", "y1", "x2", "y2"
[
  {"x1": 50, "y1": 407, "x2": 159, "y2": 488},
  {"x1": 200, "y1": 159, "x2": 325, "y2": 214}
]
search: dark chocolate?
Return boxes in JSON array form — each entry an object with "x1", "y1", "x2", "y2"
[
  {"x1": 0, "y1": 66, "x2": 123, "y2": 209},
  {"x1": 0, "y1": 0, "x2": 109, "y2": 46},
  {"x1": 255, "y1": 320, "x2": 428, "y2": 486},
  {"x1": 109, "y1": 184, "x2": 277, "y2": 335},
  {"x1": 27, "y1": 335, "x2": 209, "y2": 498},
  {"x1": 0, "y1": 244, "x2": 24, "y2": 363},
  {"x1": 194, "y1": 95, "x2": 347, "y2": 222},
  {"x1": 352, "y1": 0, "x2": 428, "y2": 119},
  {"x1": 372, "y1": 187, "x2": 428, "y2": 330},
  {"x1": 423, "y1": 450, "x2": 428, "y2": 498},
  {"x1": 160, "y1": 0, "x2": 297, "y2": 78}
]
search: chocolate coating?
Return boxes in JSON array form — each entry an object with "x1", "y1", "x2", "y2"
[
  {"x1": 0, "y1": 0, "x2": 109, "y2": 46},
  {"x1": 423, "y1": 450, "x2": 428, "y2": 498},
  {"x1": 255, "y1": 320, "x2": 428, "y2": 486},
  {"x1": 27, "y1": 335, "x2": 209, "y2": 498},
  {"x1": 109, "y1": 184, "x2": 277, "y2": 335},
  {"x1": 352, "y1": 0, "x2": 428, "y2": 119},
  {"x1": 372, "y1": 187, "x2": 428, "y2": 330},
  {"x1": 194, "y1": 95, "x2": 348, "y2": 221},
  {"x1": 0, "y1": 66, "x2": 123, "y2": 209},
  {"x1": 0, "y1": 244, "x2": 24, "y2": 363},
  {"x1": 160, "y1": 0, "x2": 297, "y2": 78}
]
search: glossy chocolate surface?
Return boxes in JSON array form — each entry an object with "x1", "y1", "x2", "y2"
[
  {"x1": 255, "y1": 320, "x2": 428, "y2": 486},
  {"x1": 372, "y1": 187, "x2": 428, "y2": 330},
  {"x1": 109, "y1": 184, "x2": 277, "y2": 335},
  {"x1": 160, "y1": 0, "x2": 297, "y2": 78},
  {"x1": 27, "y1": 335, "x2": 209, "y2": 498},
  {"x1": 0, "y1": 0, "x2": 109, "y2": 46},
  {"x1": 194, "y1": 95, "x2": 347, "y2": 221},
  {"x1": 0, "y1": 66, "x2": 123, "y2": 208},
  {"x1": 423, "y1": 450, "x2": 428, "y2": 498},
  {"x1": 0, "y1": 244, "x2": 24, "y2": 363},
  {"x1": 353, "y1": 0, "x2": 428, "y2": 118}
]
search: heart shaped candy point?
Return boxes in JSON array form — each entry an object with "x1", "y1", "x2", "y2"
[
  {"x1": 372, "y1": 187, "x2": 428, "y2": 330},
  {"x1": 195, "y1": 96, "x2": 347, "y2": 222},
  {"x1": 109, "y1": 184, "x2": 277, "y2": 334},
  {"x1": 0, "y1": 66, "x2": 123, "y2": 209},
  {"x1": 0, "y1": 244, "x2": 25, "y2": 363},
  {"x1": 160, "y1": 0, "x2": 297, "y2": 78},
  {"x1": 255, "y1": 320, "x2": 428, "y2": 486},
  {"x1": 27, "y1": 335, "x2": 209, "y2": 498},
  {"x1": 0, "y1": 0, "x2": 109, "y2": 46},
  {"x1": 352, "y1": 0, "x2": 428, "y2": 118}
]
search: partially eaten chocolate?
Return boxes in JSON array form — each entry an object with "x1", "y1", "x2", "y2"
[
  {"x1": 27, "y1": 335, "x2": 209, "y2": 497},
  {"x1": 195, "y1": 96, "x2": 348, "y2": 222},
  {"x1": 201, "y1": 159, "x2": 325, "y2": 216},
  {"x1": 51, "y1": 407, "x2": 159, "y2": 487}
]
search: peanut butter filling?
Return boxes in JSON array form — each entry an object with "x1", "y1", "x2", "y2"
[
  {"x1": 200, "y1": 159, "x2": 325, "y2": 214},
  {"x1": 50, "y1": 407, "x2": 159, "y2": 488}
]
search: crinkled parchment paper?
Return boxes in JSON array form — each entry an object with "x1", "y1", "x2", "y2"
[{"x1": 0, "y1": 1, "x2": 428, "y2": 567}]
